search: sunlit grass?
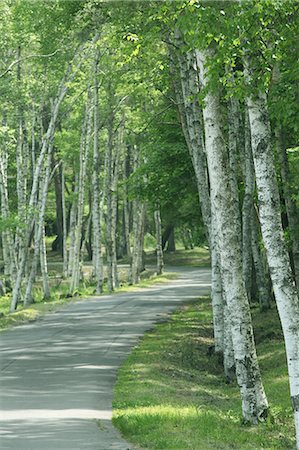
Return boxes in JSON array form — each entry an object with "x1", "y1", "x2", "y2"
[{"x1": 113, "y1": 299, "x2": 295, "y2": 449}]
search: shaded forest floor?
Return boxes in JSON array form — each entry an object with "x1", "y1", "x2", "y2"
[
  {"x1": 113, "y1": 299, "x2": 295, "y2": 449},
  {"x1": 0, "y1": 245, "x2": 209, "y2": 331}
]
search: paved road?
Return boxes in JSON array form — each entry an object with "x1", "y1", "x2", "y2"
[{"x1": 0, "y1": 267, "x2": 211, "y2": 450}]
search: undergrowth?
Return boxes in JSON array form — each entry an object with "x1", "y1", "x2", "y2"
[{"x1": 113, "y1": 299, "x2": 295, "y2": 449}]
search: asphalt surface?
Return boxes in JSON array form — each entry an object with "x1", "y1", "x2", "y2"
[{"x1": 0, "y1": 267, "x2": 211, "y2": 450}]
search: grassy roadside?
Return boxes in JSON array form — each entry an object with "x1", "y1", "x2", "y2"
[
  {"x1": 0, "y1": 271, "x2": 177, "y2": 332},
  {"x1": 113, "y1": 299, "x2": 295, "y2": 449}
]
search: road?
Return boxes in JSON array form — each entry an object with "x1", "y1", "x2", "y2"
[{"x1": 0, "y1": 267, "x2": 211, "y2": 450}]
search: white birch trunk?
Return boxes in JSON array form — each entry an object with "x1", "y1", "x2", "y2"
[
  {"x1": 91, "y1": 47, "x2": 103, "y2": 294},
  {"x1": 275, "y1": 127, "x2": 299, "y2": 290},
  {"x1": 61, "y1": 163, "x2": 68, "y2": 278},
  {"x1": 24, "y1": 139, "x2": 54, "y2": 307},
  {"x1": 210, "y1": 216, "x2": 225, "y2": 354},
  {"x1": 131, "y1": 200, "x2": 146, "y2": 285},
  {"x1": 9, "y1": 47, "x2": 88, "y2": 311},
  {"x1": 170, "y1": 40, "x2": 225, "y2": 354},
  {"x1": 0, "y1": 143, "x2": 15, "y2": 281},
  {"x1": 68, "y1": 175, "x2": 78, "y2": 277},
  {"x1": 111, "y1": 125, "x2": 121, "y2": 289},
  {"x1": 123, "y1": 146, "x2": 131, "y2": 258},
  {"x1": 105, "y1": 111, "x2": 114, "y2": 293},
  {"x1": 154, "y1": 207, "x2": 164, "y2": 276},
  {"x1": 223, "y1": 300, "x2": 236, "y2": 382},
  {"x1": 246, "y1": 86, "x2": 299, "y2": 444},
  {"x1": 40, "y1": 224, "x2": 50, "y2": 299},
  {"x1": 69, "y1": 99, "x2": 91, "y2": 295},
  {"x1": 197, "y1": 48, "x2": 268, "y2": 423},
  {"x1": 242, "y1": 111, "x2": 254, "y2": 301},
  {"x1": 251, "y1": 208, "x2": 271, "y2": 310}
]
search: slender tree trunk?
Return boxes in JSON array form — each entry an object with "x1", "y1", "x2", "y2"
[
  {"x1": 111, "y1": 122, "x2": 122, "y2": 289},
  {"x1": 154, "y1": 207, "x2": 164, "y2": 275},
  {"x1": 246, "y1": 86, "x2": 299, "y2": 442},
  {"x1": 61, "y1": 163, "x2": 68, "y2": 278},
  {"x1": 69, "y1": 98, "x2": 91, "y2": 295},
  {"x1": 68, "y1": 175, "x2": 78, "y2": 277},
  {"x1": 223, "y1": 300, "x2": 236, "y2": 383},
  {"x1": 123, "y1": 146, "x2": 131, "y2": 258},
  {"x1": 24, "y1": 140, "x2": 54, "y2": 307},
  {"x1": 10, "y1": 46, "x2": 87, "y2": 311},
  {"x1": 91, "y1": 47, "x2": 103, "y2": 294},
  {"x1": 0, "y1": 141, "x2": 15, "y2": 281},
  {"x1": 197, "y1": 48, "x2": 268, "y2": 423},
  {"x1": 131, "y1": 200, "x2": 146, "y2": 285},
  {"x1": 275, "y1": 127, "x2": 299, "y2": 290},
  {"x1": 170, "y1": 38, "x2": 225, "y2": 356},
  {"x1": 40, "y1": 224, "x2": 50, "y2": 299},
  {"x1": 52, "y1": 155, "x2": 63, "y2": 254},
  {"x1": 242, "y1": 111, "x2": 254, "y2": 301},
  {"x1": 210, "y1": 216, "x2": 225, "y2": 354},
  {"x1": 105, "y1": 108, "x2": 114, "y2": 293},
  {"x1": 251, "y1": 208, "x2": 271, "y2": 310}
]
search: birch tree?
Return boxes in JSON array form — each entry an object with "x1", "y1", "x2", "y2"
[
  {"x1": 197, "y1": 48, "x2": 268, "y2": 423},
  {"x1": 91, "y1": 46, "x2": 103, "y2": 294},
  {"x1": 69, "y1": 97, "x2": 92, "y2": 295},
  {"x1": 246, "y1": 77, "x2": 299, "y2": 444}
]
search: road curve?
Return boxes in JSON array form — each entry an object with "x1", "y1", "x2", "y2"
[{"x1": 0, "y1": 267, "x2": 211, "y2": 450}]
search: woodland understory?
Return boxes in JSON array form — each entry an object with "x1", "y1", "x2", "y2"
[{"x1": 0, "y1": 1, "x2": 298, "y2": 448}]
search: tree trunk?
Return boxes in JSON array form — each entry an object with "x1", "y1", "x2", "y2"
[
  {"x1": 68, "y1": 175, "x2": 78, "y2": 277},
  {"x1": 241, "y1": 111, "x2": 254, "y2": 301},
  {"x1": 91, "y1": 47, "x2": 103, "y2": 294},
  {"x1": 0, "y1": 136, "x2": 15, "y2": 281},
  {"x1": 250, "y1": 208, "x2": 271, "y2": 310},
  {"x1": 166, "y1": 226, "x2": 176, "y2": 253},
  {"x1": 130, "y1": 200, "x2": 146, "y2": 285},
  {"x1": 52, "y1": 155, "x2": 63, "y2": 254},
  {"x1": 210, "y1": 216, "x2": 225, "y2": 354},
  {"x1": 69, "y1": 98, "x2": 91, "y2": 295},
  {"x1": 61, "y1": 163, "x2": 68, "y2": 278},
  {"x1": 275, "y1": 127, "x2": 299, "y2": 290},
  {"x1": 197, "y1": 48, "x2": 268, "y2": 423},
  {"x1": 10, "y1": 46, "x2": 87, "y2": 311},
  {"x1": 40, "y1": 224, "x2": 50, "y2": 300},
  {"x1": 105, "y1": 107, "x2": 114, "y2": 293},
  {"x1": 170, "y1": 38, "x2": 225, "y2": 357},
  {"x1": 246, "y1": 86, "x2": 299, "y2": 442},
  {"x1": 154, "y1": 207, "x2": 164, "y2": 275},
  {"x1": 123, "y1": 145, "x2": 131, "y2": 257},
  {"x1": 24, "y1": 139, "x2": 54, "y2": 307}
]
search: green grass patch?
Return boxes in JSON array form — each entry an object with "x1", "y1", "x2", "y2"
[
  {"x1": 145, "y1": 247, "x2": 210, "y2": 268},
  {"x1": 113, "y1": 300, "x2": 295, "y2": 449},
  {"x1": 0, "y1": 271, "x2": 177, "y2": 332}
]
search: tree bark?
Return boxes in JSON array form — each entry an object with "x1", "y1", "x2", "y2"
[
  {"x1": 69, "y1": 98, "x2": 92, "y2": 295},
  {"x1": 61, "y1": 162, "x2": 68, "y2": 278},
  {"x1": 246, "y1": 85, "x2": 299, "y2": 442},
  {"x1": 275, "y1": 127, "x2": 299, "y2": 290},
  {"x1": 154, "y1": 206, "x2": 164, "y2": 275},
  {"x1": 197, "y1": 48, "x2": 268, "y2": 423},
  {"x1": 91, "y1": 47, "x2": 103, "y2": 294},
  {"x1": 241, "y1": 110, "x2": 254, "y2": 301}
]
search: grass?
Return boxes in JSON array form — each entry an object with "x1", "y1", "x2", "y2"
[
  {"x1": 113, "y1": 299, "x2": 295, "y2": 449},
  {"x1": 146, "y1": 247, "x2": 210, "y2": 268},
  {"x1": 0, "y1": 270, "x2": 177, "y2": 332}
]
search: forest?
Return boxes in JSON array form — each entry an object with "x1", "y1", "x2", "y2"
[{"x1": 0, "y1": 0, "x2": 298, "y2": 449}]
